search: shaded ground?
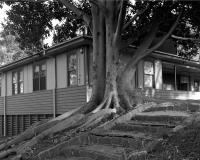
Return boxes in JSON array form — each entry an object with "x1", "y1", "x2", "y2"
[{"x1": 147, "y1": 124, "x2": 200, "y2": 160}]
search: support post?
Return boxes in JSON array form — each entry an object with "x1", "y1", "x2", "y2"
[
  {"x1": 3, "y1": 72, "x2": 7, "y2": 137},
  {"x1": 53, "y1": 56, "x2": 57, "y2": 118},
  {"x1": 174, "y1": 65, "x2": 177, "y2": 90}
]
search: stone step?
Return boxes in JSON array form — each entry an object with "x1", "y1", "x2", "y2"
[
  {"x1": 111, "y1": 121, "x2": 173, "y2": 136},
  {"x1": 58, "y1": 144, "x2": 131, "y2": 160},
  {"x1": 132, "y1": 111, "x2": 190, "y2": 124},
  {"x1": 90, "y1": 130, "x2": 155, "y2": 150},
  {"x1": 143, "y1": 102, "x2": 200, "y2": 113},
  {"x1": 49, "y1": 157, "x2": 93, "y2": 160}
]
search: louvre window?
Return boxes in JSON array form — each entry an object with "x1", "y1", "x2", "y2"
[
  {"x1": 144, "y1": 61, "x2": 154, "y2": 88},
  {"x1": 12, "y1": 70, "x2": 24, "y2": 95},
  {"x1": 33, "y1": 62, "x2": 46, "y2": 91},
  {"x1": 67, "y1": 52, "x2": 78, "y2": 86}
]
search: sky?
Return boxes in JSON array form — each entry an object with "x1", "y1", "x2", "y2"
[{"x1": 0, "y1": 4, "x2": 10, "y2": 31}]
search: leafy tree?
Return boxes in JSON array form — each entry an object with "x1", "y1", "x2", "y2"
[
  {"x1": 2, "y1": 0, "x2": 86, "y2": 53},
  {"x1": 0, "y1": 0, "x2": 200, "y2": 159},
  {"x1": 0, "y1": 33, "x2": 26, "y2": 66}
]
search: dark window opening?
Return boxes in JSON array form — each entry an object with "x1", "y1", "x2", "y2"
[{"x1": 33, "y1": 62, "x2": 46, "y2": 91}]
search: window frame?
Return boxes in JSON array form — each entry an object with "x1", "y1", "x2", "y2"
[
  {"x1": 143, "y1": 61, "x2": 155, "y2": 88},
  {"x1": 12, "y1": 69, "x2": 24, "y2": 95},
  {"x1": 67, "y1": 51, "x2": 78, "y2": 87},
  {"x1": 33, "y1": 61, "x2": 47, "y2": 91}
]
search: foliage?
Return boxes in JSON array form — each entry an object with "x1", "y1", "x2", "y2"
[
  {"x1": 0, "y1": 33, "x2": 26, "y2": 66},
  {"x1": 2, "y1": 0, "x2": 86, "y2": 54}
]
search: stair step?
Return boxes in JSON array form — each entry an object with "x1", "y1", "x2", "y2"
[
  {"x1": 143, "y1": 102, "x2": 200, "y2": 113},
  {"x1": 90, "y1": 130, "x2": 155, "y2": 149},
  {"x1": 132, "y1": 111, "x2": 190, "y2": 123},
  {"x1": 126, "y1": 120, "x2": 176, "y2": 127},
  {"x1": 59, "y1": 144, "x2": 130, "y2": 160},
  {"x1": 49, "y1": 157, "x2": 93, "y2": 160},
  {"x1": 111, "y1": 122, "x2": 173, "y2": 136}
]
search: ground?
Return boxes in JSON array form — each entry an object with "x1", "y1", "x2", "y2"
[{"x1": 2, "y1": 101, "x2": 200, "y2": 160}]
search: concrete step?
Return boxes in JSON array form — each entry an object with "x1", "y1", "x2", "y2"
[
  {"x1": 90, "y1": 129, "x2": 155, "y2": 150},
  {"x1": 111, "y1": 121, "x2": 173, "y2": 137},
  {"x1": 132, "y1": 111, "x2": 190, "y2": 124},
  {"x1": 59, "y1": 144, "x2": 131, "y2": 160},
  {"x1": 49, "y1": 157, "x2": 93, "y2": 160},
  {"x1": 143, "y1": 102, "x2": 200, "y2": 113}
]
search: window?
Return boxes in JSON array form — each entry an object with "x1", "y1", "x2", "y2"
[
  {"x1": 177, "y1": 75, "x2": 190, "y2": 91},
  {"x1": 33, "y1": 62, "x2": 46, "y2": 91},
  {"x1": 144, "y1": 61, "x2": 154, "y2": 88},
  {"x1": 67, "y1": 52, "x2": 78, "y2": 86},
  {"x1": 12, "y1": 70, "x2": 24, "y2": 94},
  {"x1": 194, "y1": 80, "x2": 200, "y2": 91},
  {"x1": 0, "y1": 75, "x2": 1, "y2": 96}
]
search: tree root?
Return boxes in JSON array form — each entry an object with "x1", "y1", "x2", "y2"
[{"x1": 97, "y1": 102, "x2": 157, "y2": 130}]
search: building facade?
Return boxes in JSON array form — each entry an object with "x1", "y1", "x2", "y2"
[{"x1": 0, "y1": 36, "x2": 200, "y2": 137}]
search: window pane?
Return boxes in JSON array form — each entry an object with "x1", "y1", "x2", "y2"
[
  {"x1": 40, "y1": 70, "x2": 46, "y2": 77},
  {"x1": 144, "y1": 75, "x2": 153, "y2": 87},
  {"x1": 40, "y1": 76, "x2": 46, "y2": 90},
  {"x1": 13, "y1": 83, "x2": 18, "y2": 94},
  {"x1": 34, "y1": 65, "x2": 40, "y2": 72},
  {"x1": 41, "y1": 64, "x2": 46, "y2": 71},
  {"x1": 68, "y1": 54, "x2": 77, "y2": 71},
  {"x1": 19, "y1": 82, "x2": 24, "y2": 93},
  {"x1": 13, "y1": 72, "x2": 17, "y2": 83},
  {"x1": 144, "y1": 61, "x2": 154, "y2": 75},
  {"x1": 69, "y1": 70, "x2": 78, "y2": 86},
  {"x1": 19, "y1": 71, "x2": 23, "y2": 82},
  {"x1": 33, "y1": 78, "x2": 39, "y2": 91}
]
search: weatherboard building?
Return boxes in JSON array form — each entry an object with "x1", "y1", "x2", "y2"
[{"x1": 0, "y1": 35, "x2": 200, "y2": 137}]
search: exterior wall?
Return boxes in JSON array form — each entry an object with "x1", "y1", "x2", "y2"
[
  {"x1": 47, "y1": 57, "x2": 56, "y2": 90},
  {"x1": 1, "y1": 73, "x2": 6, "y2": 97},
  {"x1": 137, "y1": 60, "x2": 144, "y2": 89},
  {"x1": 155, "y1": 60, "x2": 162, "y2": 89},
  {"x1": 6, "y1": 90, "x2": 53, "y2": 115},
  {"x1": 78, "y1": 51, "x2": 85, "y2": 86},
  {"x1": 7, "y1": 71, "x2": 12, "y2": 96},
  {"x1": 56, "y1": 86, "x2": 86, "y2": 114},
  {"x1": 0, "y1": 97, "x2": 4, "y2": 114},
  {"x1": 27, "y1": 64, "x2": 33, "y2": 93},
  {"x1": 56, "y1": 54, "x2": 67, "y2": 89}
]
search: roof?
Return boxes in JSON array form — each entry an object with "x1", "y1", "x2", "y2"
[
  {"x1": 0, "y1": 35, "x2": 92, "y2": 73},
  {"x1": 0, "y1": 35, "x2": 200, "y2": 73}
]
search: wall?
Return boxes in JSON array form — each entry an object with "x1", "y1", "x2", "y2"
[
  {"x1": 47, "y1": 58, "x2": 56, "y2": 90},
  {"x1": 6, "y1": 90, "x2": 53, "y2": 115},
  {"x1": 6, "y1": 71, "x2": 12, "y2": 96},
  {"x1": 56, "y1": 86, "x2": 86, "y2": 114},
  {"x1": 56, "y1": 54, "x2": 67, "y2": 89}
]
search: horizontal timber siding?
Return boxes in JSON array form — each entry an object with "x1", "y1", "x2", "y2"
[
  {"x1": 6, "y1": 90, "x2": 53, "y2": 115},
  {"x1": 0, "y1": 98, "x2": 4, "y2": 114},
  {"x1": 56, "y1": 85, "x2": 86, "y2": 114}
]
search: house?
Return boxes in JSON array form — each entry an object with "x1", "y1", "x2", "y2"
[{"x1": 0, "y1": 35, "x2": 200, "y2": 137}]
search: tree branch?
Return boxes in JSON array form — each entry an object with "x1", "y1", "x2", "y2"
[
  {"x1": 123, "y1": 4, "x2": 149, "y2": 31},
  {"x1": 171, "y1": 35, "x2": 200, "y2": 41},
  {"x1": 89, "y1": 0, "x2": 107, "y2": 15},
  {"x1": 144, "y1": 10, "x2": 182, "y2": 55},
  {"x1": 114, "y1": 0, "x2": 127, "y2": 42},
  {"x1": 59, "y1": 0, "x2": 92, "y2": 28}
]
